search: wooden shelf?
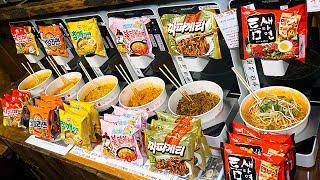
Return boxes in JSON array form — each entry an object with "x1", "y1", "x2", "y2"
[{"x1": 0, "y1": 0, "x2": 151, "y2": 20}]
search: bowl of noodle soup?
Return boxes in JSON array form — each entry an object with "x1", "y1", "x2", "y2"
[
  {"x1": 77, "y1": 75, "x2": 120, "y2": 112},
  {"x1": 240, "y1": 86, "x2": 310, "y2": 135},
  {"x1": 18, "y1": 69, "x2": 54, "y2": 97},
  {"x1": 119, "y1": 77, "x2": 167, "y2": 115},
  {"x1": 45, "y1": 72, "x2": 85, "y2": 100}
]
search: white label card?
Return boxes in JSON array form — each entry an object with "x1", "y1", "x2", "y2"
[
  {"x1": 126, "y1": 54, "x2": 145, "y2": 78},
  {"x1": 307, "y1": 0, "x2": 320, "y2": 12},
  {"x1": 214, "y1": 9, "x2": 239, "y2": 49},
  {"x1": 154, "y1": 34, "x2": 166, "y2": 51},
  {"x1": 175, "y1": 56, "x2": 193, "y2": 84},
  {"x1": 148, "y1": 34, "x2": 158, "y2": 47},
  {"x1": 242, "y1": 58, "x2": 261, "y2": 91}
]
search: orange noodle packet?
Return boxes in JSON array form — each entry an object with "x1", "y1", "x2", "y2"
[
  {"x1": 38, "y1": 24, "x2": 69, "y2": 57},
  {"x1": 222, "y1": 143, "x2": 286, "y2": 180},
  {"x1": 161, "y1": 9, "x2": 221, "y2": 59},
  {"x1": 28, "y1": 106, "x2": 51, "y2": 139},
  {"x1": 66, "y1": 18, "x2": 106, "y2": 57},
  {"x1": 10, "y1": 25, "x2": 39, "y2": 55}
]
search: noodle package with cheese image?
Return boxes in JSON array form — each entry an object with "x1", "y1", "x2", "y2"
[
  {"x1": 161, "y1": 9, "x2": 221, "y2": 59},
  {"x1": 38, "y1": 24, "x2": 69, "y2": 57},
  {"x1": 66, "y1": 18, "x2": 106, "y2": 57},
  {"x1": 10, "y1": 25, "x2": 40, "y2": 55}
]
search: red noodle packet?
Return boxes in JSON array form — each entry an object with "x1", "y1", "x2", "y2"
[
  {"x1": 222, "y1": 143, "x2": 286, "y2": 180},
  {"x1": 239, "y1": 3, "x2": 307, "y2": 63}
]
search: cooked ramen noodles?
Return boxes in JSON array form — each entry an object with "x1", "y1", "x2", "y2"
[
  {"x1": 242, "y1": 95, "x2": 307, "y2": 130},
  {"x1": 84, "y1": 82, "x2": 116, "y2": 102},
  {"x1": 22, "y1": 72, "x2": 51, "y2": 90},
  {"x1": 127, "y1": 84, "x2": 162, "y2": 107},
  {"x1": 177, "y1": 91, "x2": 220, "y2": 116},
  {"x1": 53, "y1": 77, "x2": 80, "y2": 95},
  {"x1": 155, "y1": 157, "x2": 189, "y2": 176},
  {"x1": 131, "y1": 41, "x2": 148, "y2": 55},
  {"x1": 117, "y1": 147, "x2": 137, "y2": 162},
  {"x1": 176, "y1": 35, "x2": 209, "y2": 57}
]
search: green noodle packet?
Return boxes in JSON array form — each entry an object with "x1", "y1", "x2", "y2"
[
  {"x1": 145, "y1": 127, "x2": 197, "y2": 179},
  {"x1": 150, "y1": 118, "x2": 206, "y2": 171},
  {"x1": 161, "y1": 9, "x2": 221, "y2": 59},
  {"x1": 156, "y1": 112, "x2": 212, "y2": 157}
]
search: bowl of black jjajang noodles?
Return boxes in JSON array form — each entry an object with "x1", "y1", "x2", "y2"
[
  {"x1": 240, "y1": 86, "x2": 310, "y2": 135},
  {"x1": 168, "y1": 81, "x2": 223, "y2": 126}
]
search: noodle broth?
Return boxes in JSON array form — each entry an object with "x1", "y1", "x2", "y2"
[{"x1": 241, "y1": 87, "x2": 310, "y2": 131}]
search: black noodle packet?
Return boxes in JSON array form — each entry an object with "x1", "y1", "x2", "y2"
[{"x1": 199, "y1": 156, "x2": 224, "y2": 180}]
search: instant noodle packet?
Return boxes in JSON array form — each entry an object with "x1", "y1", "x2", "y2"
[
  {"x1": 59, "y1": 109, "x2": 92, "y2": 151},
  {"x1": 10, "y1": 25, "x2": 39, "y2": 55},
  {"x1": 145, "y1": 127, "x2": 197, "y2": 179},
  {"x1": 108, "y1": 17, "x2": 153, "y2": 56},
  {"x1": 222, "y1": 143, "x2": 286, "y2": 180},
  {"x1": 66, "y1": 18, "x2": 106, "y2": 57},
  {"x1": 112, "y1": 106, "x2": 148, "y2": 129},
  {"x1": 239, "y1": 3, "x2": 307, "y2": 62},
  {"x1": 69, "y1": 100, "x2": 101, "y2": 143},
  {"x1": 38, "y1": 24, "x2": 69, "y2": 57},
  {"x1": 28, "y1": 106, "x2": 51, "y2": 139},
  {"x1": 150, "y1": 118, "x2": 207, "y2": 170},
  {"x1": 161, "y1": 9, "x2": 221, "y2": 59}
]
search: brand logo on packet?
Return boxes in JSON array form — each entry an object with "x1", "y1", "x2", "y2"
[
  {"x1": 168, "y1": 21, "x2": 206, "y2": 37},
  {"x1": 147, "y1": 141, "x2": 186, "y2": 157}
]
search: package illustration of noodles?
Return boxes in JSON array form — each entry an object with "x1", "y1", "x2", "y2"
[
  {"x1": 222, "y1": 143, "x2": 287, "y2": 180},
  {"x1": 38, "y1": 24, "x2": 69, "y2": 57},
  {"x1": 145, "y1": 123, "x2": 197, "y2": 178},
  {"x1": 66, "y1": 18, "x2": 106, "y2": 57},
  {"x1": 59, "y1": 109, "x2": 92, "y2": 151},
  {"x1": 28, "y1": 106, "x2": 51, "y2": 139},
  {"x1": 108, "y1": 17, "x2": 154, "y2": 57},
  {"x1": 10, "y1": 25, "x2": 39, "y2": 55},
  {"x1": 161, "y1": 9, "x2": 221, "y2": 59},
  {"x1": 239, "y1": 4, "x2": 307, "y2": 62}
]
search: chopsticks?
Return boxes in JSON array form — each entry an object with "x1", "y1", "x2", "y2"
[
  {"x1": 231, "y1": 67, "x2": 260, "y2": 102},
  {"x1": 21, "y1": 62, "x2": 39, "y2": 82},
  {"x1": 79, "y1": 62, "x2": 99, "y2": 88},
  {"x1": 159, "y1": 64, "x2": 193, "y2": 102},
  {"x1": 115, "y1": 64, "x2": 137, "y2": 93},
  {"x1": 46, "y1": 57, "x2": 69, "y2": 84}
]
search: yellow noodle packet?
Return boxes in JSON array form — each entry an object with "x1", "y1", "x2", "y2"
[
  {"x1": 66, "y1": 18, "x2": 106, "y2": 57},
  {"x1": 59, "y1": 109, "x2": 92, "y2": 151}
]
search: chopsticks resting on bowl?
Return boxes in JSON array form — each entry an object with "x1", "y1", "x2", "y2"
[
  {"x1": 46, "y1": 57, "x2": 69, "y2": 84},
  {"x1": 231, "y1": 67, "x2": 260, "y2": 102},
  {"x1": 21, "y1": 62, "x2": 39, "y2": 82},
  {"x1": 78, "y1": 62, "x2": 98, "y2": 88},
  {"x1": 115, "y1": 64, "x2": 137, "y2": 93},
  {"x1": 159, "y1": 64, "x2": 193, "y2": 102}
]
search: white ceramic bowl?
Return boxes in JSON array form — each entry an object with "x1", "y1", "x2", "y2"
[
  {"x1": 240, "y1": 86, "x2": 311, "y2": 135},
  {"x1": 168, "y1": 80, "x2": 224, "y2": 126},
  {"x1": 119, "y1": 77, "x2": 167, "y2": 115},
  {"x1": 45, "y1": 72, "x2": 85, "y2": 100},
  {"x1": 18, "y1": 69, "x2": 54, "y2": 97},
  {"x1": 77, "y1": 75, "x2": 120, "y2": 112}
]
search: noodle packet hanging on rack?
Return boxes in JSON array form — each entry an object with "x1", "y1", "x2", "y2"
[
  {"x1": 161, "y1": 9, "x2": 221, "y2": 59},
  {"x1": 38, "y1": 24, "x2": 69, "y2": 57},
  {"x1": 66, "y1": 18, "x2": 106, "y2": 57},
  {"x1": 10, "y1": 25, "x2": 39, "y2": 55},
  {"x1": 239, "y1": 3, "x2": 307, "y2": 62},
  {"x1": 222, "y1": 143, "x2": 286, "y2": 180},
  {"x1": 108, "y1": 17, "x2": 153, "y2": 57}
]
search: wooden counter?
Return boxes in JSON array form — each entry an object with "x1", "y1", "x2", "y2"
[{"x1": 0, "y1": 115, "x2": 318, "y2": 179}]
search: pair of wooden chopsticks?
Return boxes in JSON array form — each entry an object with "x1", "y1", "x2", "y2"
[
  {"x1": 231, "y1": 67, "x2": 260, "y2": 102},
  {"x1": 78, "y1": 61, "x2": 99, "y2": 89},
  {"x1": 46, "y1": 56, "x2": 69, "y2": 84},
  {"x1": 21, "y1": 62, "x2": 39, "y2": 82},
  {"x1": 159, "y1": 64, "x2": 193, "y2": 102},
  {"x1": 115, "y1": 64, "x2": 137, "y2": 93}
]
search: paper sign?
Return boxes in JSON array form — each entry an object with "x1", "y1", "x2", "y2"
[
  {"x1": 307, "y1": 0, "x2": 320, "y2": 12},
  {"x1": 214, "y1": 9, "x2": 239, "y2": 49},
  {"x1": 25, "y1": 135, "x2": 73, "y2": 156},
  {"x1": 242, "y1": 58, "x2": 261, "y2": 91},
  {"x1": 175, "y1": 56, "x2": 193, "y2": 84}
]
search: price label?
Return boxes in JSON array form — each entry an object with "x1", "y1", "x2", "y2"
[
  {"x1": 214, "y1": 9, "x2": 239, "y2": 49},
  {"x1": 148, "y1": 34, "x2": 158, "y2": 47},
  {"x1": 307, "y1": 0, "x2": 320, "y2": 12},
  {"x1": 154, "y1": 34, "x2": 166, "y2": 51},
  {"x1": 175, "y1": 56, "x2": 193, "y2": 84},
  {"x1": 126, "y1": 54, "x2": 144, "y2": 78},
  {"x1": 242, "y1": 58, "x2": 260, "y2": 91}
]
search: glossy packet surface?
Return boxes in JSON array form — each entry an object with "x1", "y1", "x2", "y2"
[
  {"x1": 161, "y1": 9, "x2": 221, "y2": 59},
  {"x1": 28, "y1": 106, "x2": 51, "y2": 139},
  {"x1": 38, "y1": 24, "x2": 69, "y2": 57},
  {"x1": 67, "y1": 18, "x2": 106, "y2": 57},
  {"x1": 109, "y1": 17, "x2": 153, "y2": 56},
  {"x1": 10, "y1": 25, "x2": 39, "y2": 55}
]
